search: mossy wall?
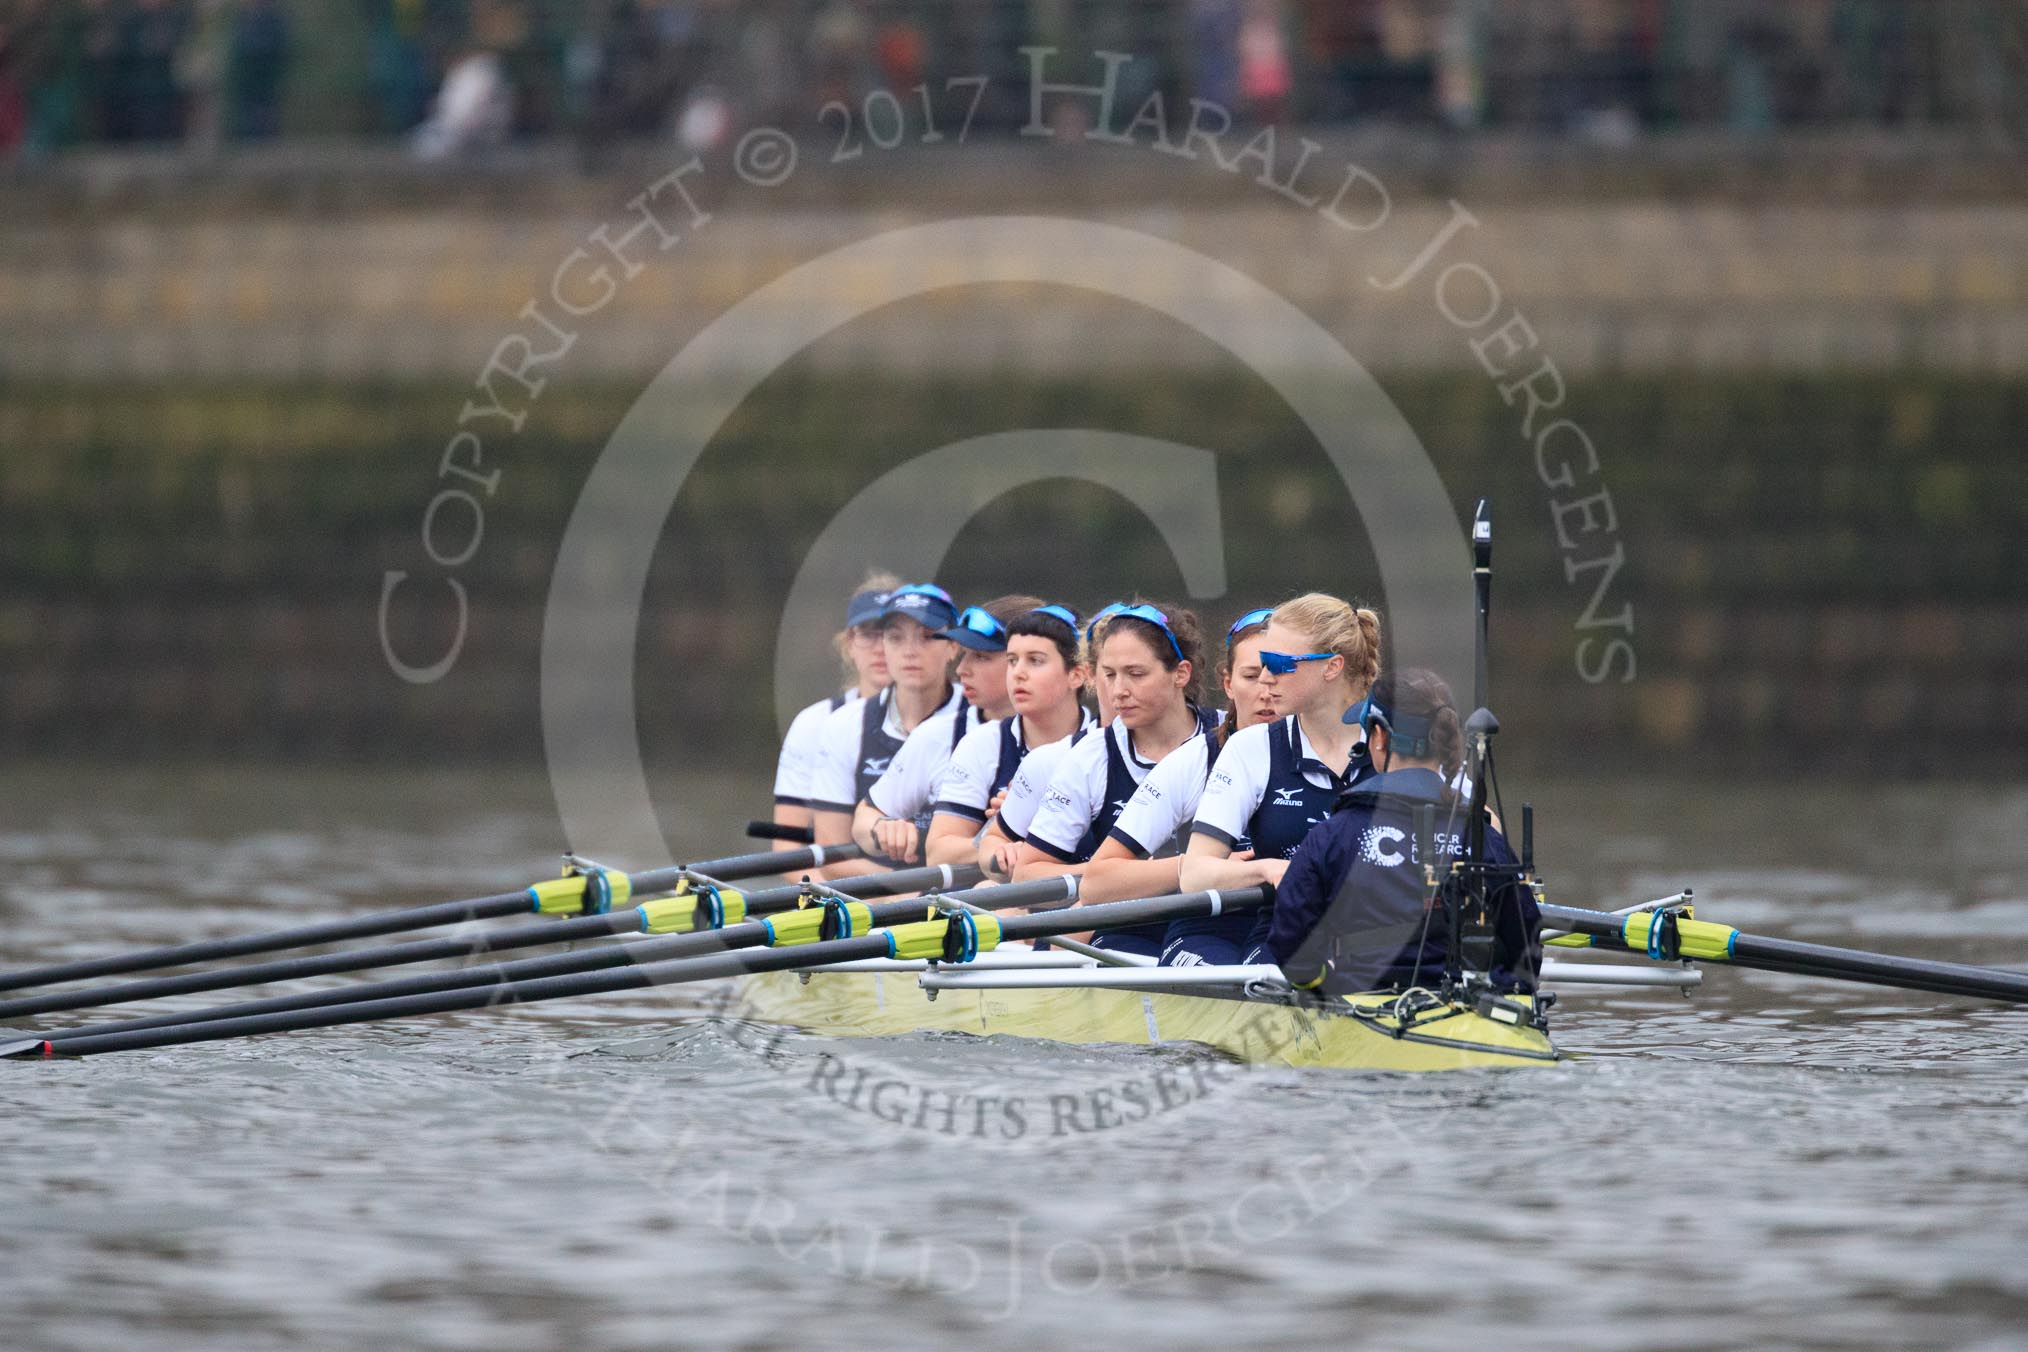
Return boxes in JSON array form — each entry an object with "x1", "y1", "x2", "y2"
[{"x1": 5, "y1": 371, "x2": 2023, "y2": 779}]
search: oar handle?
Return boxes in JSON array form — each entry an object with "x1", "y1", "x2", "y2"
[{"x1": 745, "y1": 821, "x2": 814, "y2": 844}]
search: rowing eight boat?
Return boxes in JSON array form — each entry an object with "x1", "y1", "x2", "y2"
[{"x1": 737, "y1": 961, "x2": 1561, "y2": 1072}]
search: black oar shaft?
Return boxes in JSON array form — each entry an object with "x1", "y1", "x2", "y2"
[
  {"x1": 987, "y1": 886, "x2": 1265, "y2": 943},
  {"x1": 1539, "y1": 902, "x2": 2028, "y2": 1006},
  {"x1": 0, "y1": 855, "x2": 938, "y2": 1022},
  {"x1": 15, "y1": 879, "x2": 1095, "y2": 1054},
  {"x1": 31, "y1": 866, "x2": 993, "y2": 1043},
  {"x1": 0, "y1": 844, "x2": 861, "y2": 995},
  {"x1": 34, "y1": 895, "x2": 932, "y2": 1045},
  {"x1": 16, "y1": 876, "x2": 1090, "y2": 1058},
  {"x1": 1727, "y1": 936, "x2": 2028, "y2": 1004}
]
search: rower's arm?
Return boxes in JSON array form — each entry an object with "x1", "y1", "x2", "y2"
[
  {"x1": 974, "y1": 819, "x2": 1022, "y2": 881},
  {"x1": 1079, "y1": 839, "x2": 1183, "y2": 905},
  {"x1": 813, "y1": 807, "x2": 881, "y2": 877},
  {"x1": 1177, "y1": 832, "x2": 1283, "y2": 892},
  {"x1": 1010, "y1": 841, "x2": 1089, "y2": 886},
  {"x1": 923, "y1": 813, "x2": 982, "y2": 869},
  {"x1": 770, "y1": 801, "x2": 814, "y2": 853},
  {"x1": 849, "y1": 800, "x2": 884, "y2": 858}
]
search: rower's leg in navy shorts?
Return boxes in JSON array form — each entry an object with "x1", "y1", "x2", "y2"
[{"x1": 1162, "y1": 934, "x2": 1246, "y2": 967}]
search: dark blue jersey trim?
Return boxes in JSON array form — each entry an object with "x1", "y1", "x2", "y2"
[
  {"x1": 1189, "y1": 822, "x2": 1243, "y2": 850},
  {"x1": 932, "y1": 800, "x2": 988, "y2": 823},
  {"x1": 1025, "y1": 834, "x2": 1082, "y2": 864},
  {"x1": 1105, "y1": 825, "x2": 1154, "y2": 860}
]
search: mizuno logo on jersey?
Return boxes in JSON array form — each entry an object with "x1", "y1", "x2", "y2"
[
  {"x1": 1271, "y1": 787, "x2": 1304, "y2": 807},
  {"x1": 862, "y1": 756, "x2": 891, "y2": 776}
]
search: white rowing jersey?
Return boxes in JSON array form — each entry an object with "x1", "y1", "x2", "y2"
[
  {"x1": 864, "y1": 690, "x2": 986, "y2": 822},
  {"x1": 993, "y1": 735, "x2": 1075, "y2": 842},
  {"x1": 773, "y1": 690, "x2": 860, "y2": 807},
  {"x1": 1107, "y1": 731, "x2": 1219, "y2": 859},
  {"x1": 808, "y1": 684, "x2": 964, "y2": 815},
  {"x1": 1190, "y1": 717, "x2": 1370, "y2": 860},
  {"x1": 1025, "y1": 714, "x2": 1216, "y2": 864},
  {"x1": 932, "y1": 710, "x2": 1097, "y2": 824}
]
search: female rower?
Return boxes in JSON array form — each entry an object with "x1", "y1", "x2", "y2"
[
  {"x1": 1173, "y1": 593, "x2": 1381, "y2": 965},
  {"x1": 923, "y1": 605, "x2": 1094, "y2": 868},
  {"x1": 807, "y1": 583, "x2": 963, "y2": 876},
  {"x1": 1077, "y1": 605, "x2": 1280, "y2": 908},
  {"x1": 1267, "y1": 667, "x2": 1539, "y2": 993},
  {"x1": 852, "y1": 595, "x2": 1041, "y2": 865},
  {"x1": 1014, "y1": 603, "x2": 1220, "y2": 957},
  {"x1": 974, "y1": 601, "x2": 1125, "y2": 880},
  {"x1": 770, "y1": 571, "x2": 898, "y2": 851}
]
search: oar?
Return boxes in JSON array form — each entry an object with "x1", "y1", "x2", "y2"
[
  {"x1": 22, "y1": 867, "x2": 1007, "y2": 1049},
  {"x1": 7, "y1": 887, "x2": 1262, "y2": 1058},
  {"x1": 745, "y1": 821, "x2": 814, "y2": 844},
  {"x1": 0, "y1": 859, "x2": 964, "y2": 1023},
  {"x1": 0, "y1": 843, "x2": 862, "y2": 995},
  {"x1": 1540, "y1": 902, "x2": 2028, "y2": 1005}
]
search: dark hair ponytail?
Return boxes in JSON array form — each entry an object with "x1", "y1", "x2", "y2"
[{"x1": 1368, "y1": 667, "x2": 1464, "y2": 788}]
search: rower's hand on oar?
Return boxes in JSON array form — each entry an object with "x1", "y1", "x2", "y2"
[
  {"x1": 873, "y1": 816, "x2": 921, "y2": 865},
  {"x1": 982, "y1": 837, "x2": 1022, "y2": 882},
  {"x1": 1229, "y1": 850, "x2": 1289, "y2": 886}
]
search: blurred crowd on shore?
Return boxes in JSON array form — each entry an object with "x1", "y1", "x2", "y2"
[{"x1": 0, "y1": 0, "x2": 2018, "y2": 160}]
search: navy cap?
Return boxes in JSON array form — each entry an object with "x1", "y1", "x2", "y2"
[
  {"x1": 878, "y1": 583, "x2": 959, "y2": 633},
  {"x1": 933, "y1": 605, "x2": 1010, "y2": 652},
  {"x1": 845, "y1": 587, "x2": 891, "y2": 629},
  {"x1": 1344, "y1": 693, "x2": 1435, "y2": 755}
]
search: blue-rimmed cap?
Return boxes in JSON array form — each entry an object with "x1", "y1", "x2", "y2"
[
  {"x1": 1225, "y1": 607, "x2": 1274, "y2": 644},
  {"x1": 1084, "y1": 602, "x2": 1128, "y2": 645},
  {"x1": 845, "y1": 587, "x2": 891, "y2": 629},
  {"x1": 1344, "y1": 693, "x2": 1435, "y2": 755},
  {"x1": 878, "y1": 583, "x2": 959, "y2": 632},
  {"x1": 1106, "y1": 603, "x2": 1186, "y2": 664},
  {"x1": 933, "y1": 605, "x2": 1010, "y2": 652},
  {"x1": 1028, "y1": 604, "x2": 1081, "y2": 633}
]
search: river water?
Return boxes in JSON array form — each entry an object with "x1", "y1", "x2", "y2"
[{"x1": 3, "y1": 765, "x2": 2026, "y2": 1351}]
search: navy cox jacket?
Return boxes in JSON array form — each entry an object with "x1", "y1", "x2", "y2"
[{"x1": 1266, "y1": 767, "x2": 1541, "y2": 995}]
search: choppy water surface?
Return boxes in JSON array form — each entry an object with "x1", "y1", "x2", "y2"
[{"x1": 3, "y1": 766, "x2": 2027, "y2": 1352}]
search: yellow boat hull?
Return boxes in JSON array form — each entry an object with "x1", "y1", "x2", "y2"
[{"x1": 737, "y1": 970, "x2": 1559, "y2": 1072}]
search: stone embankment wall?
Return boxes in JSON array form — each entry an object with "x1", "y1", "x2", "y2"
[{"x1": 4, "y1": 145, "x2": 2024, "y2": 775}]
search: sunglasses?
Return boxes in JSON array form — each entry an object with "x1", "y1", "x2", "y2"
[
  {"x1": 1258, "y1": 649, "x2": 1335, "y2": 675},
  {"x1": 1226, "y1": 607, "x2": 1274, "y2": 644},
  {"x1": 1084, "y1": 602, "x2": 1128, "y2": 645},
  {"x1": 1106, "y1": 604, "x2": 1186, "y2": 663},
  {"x1": 1028, "y1": 604, "x2": 1081, "y2": 632},
  {"x1": 950, "y1": 606, "x2": 1008, "y2": 643}
]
